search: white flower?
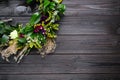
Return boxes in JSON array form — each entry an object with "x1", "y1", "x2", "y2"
[{"x1": 9, "y1": 30, "x2": 18, "y2": 39}]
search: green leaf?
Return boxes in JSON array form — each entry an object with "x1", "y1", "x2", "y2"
[
  {"x1": 20, "y1": 24, "x2": 34, "y2": 34},
  {"x1": 26, "y1": 0, "x2": 33, "y2": 4},
  {"x1": 50, "y1": 2, "x2": 56, "y2": 7},
  {"x1": 5, "y1": 25, "x2": 13, "y2": 32},
  {"x1": 30, "y1": 33, "x2": 37, "y2": 39},
  {"x1": 37, "y1": 34, "x2": 46, "y2": 43},
  {"x1": 24, "y1": 26, "x2": 34, "y2": 33},
  {"x1": 52, "y1": 24, "x2": 59, "y2": 30},
  {"x1": 57, "y1": 4, "x2": 66, "y2": 13},
  {"x1": 0, "y1": 23, "x2": 5, "y2": 34},
  {"x1": 0, "y1": 21, "x2": 3, "y2": 24},
  {"x1": 49, "y1": 2, "x2": 56, "y2": 10},
  {"x1": 35, "y1": 41, "x2": 42, "y2": 48},
  {"x1": 50, "y1": 5, "x2": 55, "y2": 10},
  {"x1": 18, "y1": 38, "x2": 27, "y2": 44},
  {"x1": 55, "y1": 15, "x2": 60, "y2": 21},
  {"x1": 1, "y1": 34, "x2": 9, "y2": 44},
  {"x1": 44, "y1": 0, "x2": 50, "y2": 9},
  {"x1": 29, "y1": 12, "x2": 41, "y2": 26},
  {"x1": 29, "y1": 42, "x2": 34, "y2": 48}
]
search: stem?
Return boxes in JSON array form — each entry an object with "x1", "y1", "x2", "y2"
[
  {"x1": 0, "y1": 47, "x2": 3, "y2": 53},
  {"x1": 14, "y1": 45, "x2": 28, "y2": 63},
  {"x1": 39, "y1": 0, "x2": 43, "y2": 12},
  {"x1": 17, "y1": 54, "x2": 24, "y2": 63}
]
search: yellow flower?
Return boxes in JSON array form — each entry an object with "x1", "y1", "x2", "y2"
[{"x1": 9, "y1": 30, "x2": 18, "y2": 39}]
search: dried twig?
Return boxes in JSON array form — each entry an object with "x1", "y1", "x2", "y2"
[
  {"x1": 1, "y1": 18, "x2": 13, "y2": 23},
  {"x1": 14, "y1": 45, "x2": 29, "y2": 63},
  {"x1": 0, "y1": 41, "x2": 18, "y2": 62},
  {"x1": 39, "y1": 38, "x2": 56, "y2": 57}
]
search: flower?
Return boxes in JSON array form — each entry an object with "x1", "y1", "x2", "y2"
[
  {"x1": 34, "y1": 24, "x2": 46, "y2": 35},
  {"x1": 9, "y1": 30, "x2": 18, "y2": 39},
  {"x1": 40, "y1": 15, "x2": 48, "y2": 22}
]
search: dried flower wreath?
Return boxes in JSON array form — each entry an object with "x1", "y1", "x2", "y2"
[{"x1": 0, "y1": 0, "x2": 66, "y2": 63}]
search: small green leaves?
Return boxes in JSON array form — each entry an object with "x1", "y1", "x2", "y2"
[
  {"x1": 44, "y1": 0, "x2": 50, "y2": 9},
  {"x1": 0, "y1": 0, "x2": 66, "y2": 62},
  {"x1": 52, "y1": 24, "x2": 59, "y2": 30},
  {"x1": 29, "y1": 12, "x2": 41, "y2": 26},
  {"x1": 47, "y1": 32, "x2": 57, "y2": 38},
  {"x1": 57, "y1": 4, "x2": 66, "y2": 14},
  {"x1": 20, "y1": 25, "x2": 34, "y2": 34},
  {"x1": 49, "y1": 2, "x2": 56, "y2": 10},
  {"x1": 0, "y1": 22, "x2": 16, "y2": 37}
]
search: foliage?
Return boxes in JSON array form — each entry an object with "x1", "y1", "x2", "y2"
[{"x1": 0, "y1": 0, "x2": 66, "y2": 63}]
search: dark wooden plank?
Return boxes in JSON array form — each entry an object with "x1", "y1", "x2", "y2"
[
  {"x1": 30, "y1": 35, "x2": 120, "y2": 54},
  {"x1": 64, "y1": 1, "x2": 120, "y2": 16},
  {"x1": 0, "y1": 55, "x2": 120, "y2": 74},
  {"x1": 0, "y1": 74, "x2": 120, "y2": 80},
  {"x1": 0, "y1": 15, "x2": 120, "y2": 35},
  {"x1": 0, "y1": 0, "x2": 120, "y2": 16},
  {"x1": 63, "y1": 0, "x2": 120, "y2": 5},
  {"x1": 0, "y1": 0, "x2": 24, "y2": 16},
  {"x1": 1, "y1": 0, "x2": 119, "y2": 5},
  {"x1": 0, "y1": 34, "x2": 119, "y2": 54}
]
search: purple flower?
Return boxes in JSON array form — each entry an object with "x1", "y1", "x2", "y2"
[
  {"x1": 34, "y1": 24, "x2": 46, "y2": 35},
  {"x1": 40, "y1": 15, "x2": 48, "y2": 22}
]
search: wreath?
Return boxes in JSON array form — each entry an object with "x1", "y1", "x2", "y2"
[{"x1": 0, "y1": 0, "x2": 66, "y2": 63}]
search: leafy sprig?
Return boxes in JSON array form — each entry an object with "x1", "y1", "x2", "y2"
[{"x1": 0, "y1": 0, "x2": 66, "y2": 63}]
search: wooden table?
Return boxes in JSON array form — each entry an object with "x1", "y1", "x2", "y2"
[{"x1": 0, "y1": 0, "x2": 120, "y2": 80}]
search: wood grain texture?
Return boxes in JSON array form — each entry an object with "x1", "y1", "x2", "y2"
[
  {"x1": 0, "y1": 15, "x2": 120, "y2": 35},
  {"x1": 0, "y1": 0, "x2": 120, "y2": 16},
  {"x1": 29, "y1": 35, "x2": 120, "y2": 54},
  {"x1": 1, "y1": 55, "x2": 120, "y2": 74},
  {"x1": 0, "y1": 0, "x2": 120, "y2": 79},
  {"x1": 0, "y1": 74, "x2": 120, "y2": 80}
]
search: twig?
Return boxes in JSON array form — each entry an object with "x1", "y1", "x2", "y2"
[
  {"x1": 1, "y1": 18, "x2": 13, "y2": 23},
  {"x1": 14, "y1": 45, "x2": 28, "y2": 63}
]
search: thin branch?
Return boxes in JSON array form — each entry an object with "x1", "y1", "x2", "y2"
[{"x1": 1, "y1": 18, "x2": 13, "y2": 23}]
